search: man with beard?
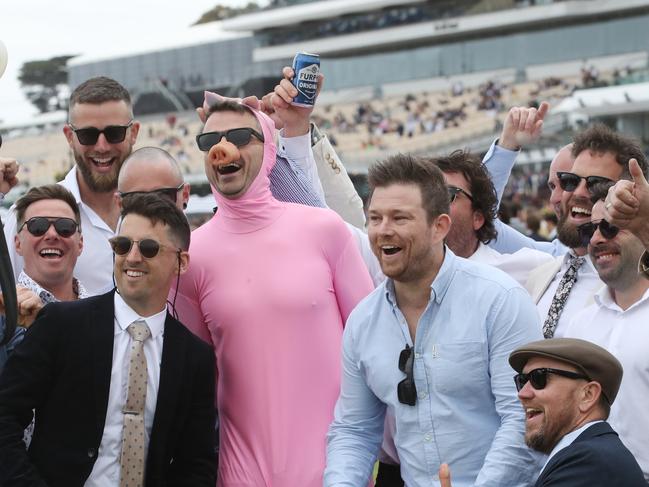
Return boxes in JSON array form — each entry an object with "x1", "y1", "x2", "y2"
[
  {"x1": 564, "y1": 190, "x2": 649, "y2": 480},
  {"x1": 325, "y1": 154, "x2": 541, "y2": 487},
  {"x1": 509, "y1": 338, "x2": 645, "y2": 486},
  {"x1": 3, "y1": 77, "x2": 139, "y2": 295},
  {"x1": 525, "y1": 124, "x2": 648, "y2": 338}
]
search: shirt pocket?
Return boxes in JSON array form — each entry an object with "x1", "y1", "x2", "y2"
[{"x1": 428, "y1": 341, "x2": 489, "y2": 395}]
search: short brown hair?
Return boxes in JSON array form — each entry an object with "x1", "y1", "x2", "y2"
[
  {"x1": 69, "y1": 76, "x2": 131, "y2": 110},
  {"x1": 120, "y1": 193, "x2": 190, "y2": 251},
  {"x1": 15, "y1": 184, "x2": 81, "y2": 229},
  {"x1": 431, "y1": 150, "x2": 498, "y2": 244},
  {"x1": 368, "y1": 153, "x2": 449, "y2": 222},
  {"x1": 572, "y1": 124, "x2": 648, "y2": 179}
]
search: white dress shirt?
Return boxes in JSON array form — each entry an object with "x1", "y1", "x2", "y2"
[
  {"x1": 564, "y1": 287, "x2": 649, "y2": 481},
  {"x1": 84, "y1": 293, "x2": 166, "y2": 486},
  {"x1": 3, "y1": 168, "x2": 116, "y2": 296},
  {"x1": 470, "y1": 243, "x2": 555, "y2": 288},
  {"x1": 537, "y1": 253, "x2": 603, "y2": 337}
]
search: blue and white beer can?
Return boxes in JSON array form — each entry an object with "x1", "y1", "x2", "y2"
[{"x1": 291, "y1": 52, "x2": 320, "y2": 107}]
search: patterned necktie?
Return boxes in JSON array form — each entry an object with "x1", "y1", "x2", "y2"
[
  {"x1": 120, "y1": 320, "x2": 151, "y2": 487},
  {"x1": 542, "y1": 255, "x2": 585, "y2": 338}
]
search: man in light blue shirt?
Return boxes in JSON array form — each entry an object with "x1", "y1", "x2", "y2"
[{"x1": 325, "y1": 154, "x2": 543, "y2": 487}]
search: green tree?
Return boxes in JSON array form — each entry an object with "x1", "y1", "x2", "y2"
[{"x1": 18, "y1": 55, "x2": 75, "y2": 113}]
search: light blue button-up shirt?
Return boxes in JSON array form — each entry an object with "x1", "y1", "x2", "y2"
[{"x1": 325, "y1": 249, "x2": 543, "y2": 487}]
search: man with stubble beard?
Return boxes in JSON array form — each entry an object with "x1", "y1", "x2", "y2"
[
  {"x1": 4, "y1": 77, "x2": 139, "y2": 295},
  {"x1": 525, "y1": 124, "x2": 648, "y2": 338}
]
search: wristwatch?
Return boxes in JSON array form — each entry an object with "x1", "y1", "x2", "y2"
[{"x1": 639, "y1": 250, "x2": 649, "y2": 279}]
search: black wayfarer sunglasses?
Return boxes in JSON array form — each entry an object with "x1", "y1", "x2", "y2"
[
  {"x1": 69, "y1": 121, "x2": 133, "y2": 145},
  {"x1": 577, "y1": 219, "x2": 620, "y2": 247},
  {"x1": 556, "y1": 172, "x2": 614, "y2": 194},
  {"x1": 109, "y1": 236, "x2": 180, "y2": 259},
  {"x1": 398, "y1": 344, "x2": 417, "y2": 406},
  {"x1": 514, "y1": 367, "x2": 590, "y2": 392},
  {"x1": 196, "y1": 127, "x2": 265, "y2": 152},
  {"x1": 19, "y1": 217, "x2": 79, "y2": 238},
  {"x1": 448, "y1": 185, "x2": 474, "y2": 203}
]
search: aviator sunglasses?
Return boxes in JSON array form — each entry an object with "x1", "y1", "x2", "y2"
[
  {"x1": 514, "y1": 367, "x2": 590, "y2": 392},
  {"x1": 577, "y1": 219, "x2": 620, "y2": 247},
  {"x1": 397, "y1": 344, "x2": 417, "y2": 406},
  {"x1": 196, "y1": 127, "x2": 265, "y2": 152},
  {"x1": 69, "y1": 121, "x2": 133, "y2": 145},
  {"x1": 19, "y1": 217, "x2": 79, "y2": 238},
  {"x1": 109, "y1": 236, "x2": 180, "y2": 259},
  {"x1": 556, "y1": 172, "x2": 614, "y2": 194},
  {"x1": 118, "y1": 183, "x2": 184, "y2": 203},
  {"x1": 448, "y1": 185, "x2": 474, "y2": 203}
]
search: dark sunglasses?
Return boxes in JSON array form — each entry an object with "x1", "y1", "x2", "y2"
[
  {"x1": 118, "y1": 183, "x2": 184, "y2": 203},
  {"x1": 556, "y1": 172, "x2": 614, "y2": 194},
  {"x1": 109, "y1": 236, "x2": 180, "y2": 259},
  {"x1": 196, "y1": 127, "x2": 265, "y2": 152},
  {"x1": 69, "y1": 121, "x2": 133, "y2": 145},
  {"x1": 19, "y1": 217, "x2": 79, "y2": 238},
  {"x1": 397, "y1": 344, "x2": 417, "y2": 406},
  {"x1": 514, "y1": 367, "x2": 590, "y2": 392},
  {"x1": 577, "y1": 219, "x2": 620, "y2": 247},
  {"x1": 448, "y1": 185, "x2": 474, "y2": 203}
]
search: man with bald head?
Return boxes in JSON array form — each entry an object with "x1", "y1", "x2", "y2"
[{"x1": 117, "y1": 146, "x2": 190, "y2": 210}]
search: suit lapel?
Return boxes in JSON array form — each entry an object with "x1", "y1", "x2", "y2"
[
  {"x1": 91, "y1": 291, "x2": 117, "y2": 437},
  {"x1": 526, "y1": 256, "x2": 562, "y2": 303},
  {"x1": 150, "y1": 314, "x2": 186, "y2": 440}
]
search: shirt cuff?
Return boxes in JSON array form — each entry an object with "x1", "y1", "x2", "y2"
[
  {"x1": 493, "y1": 138, "x2": 521, "y2": 154},
  {"x1": 639, "y1": 250, "x2": 649, "y2": 279},
  {"x1": 277, "y1": 130, "x2": 311, "y2": 161}
]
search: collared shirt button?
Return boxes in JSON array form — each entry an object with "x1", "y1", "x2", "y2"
[
  {"x1": 424, "y1": 433, "x2": 432, "y2": 442},
  {"x1": 415, "y1": 352, "x2": 421, "y2": 359},
  {"x1": 418, "y1": 390, "x2": 427, "y2": 399}
]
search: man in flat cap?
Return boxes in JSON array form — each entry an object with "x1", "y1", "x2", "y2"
[{"x1": 509, "y1": 338, "x2": 645, "y2": 486}]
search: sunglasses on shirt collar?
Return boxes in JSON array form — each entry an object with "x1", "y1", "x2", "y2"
[
  {"x1": 196, "y1": 127, "x2": 264, "y2": 152},
  {"x1": 68, "y1": 121, "x2": 133, "y2": 145}
]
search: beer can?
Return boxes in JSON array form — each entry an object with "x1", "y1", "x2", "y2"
[{"x1": 291, "y1": 52, "x2": 320, "y2": 108}]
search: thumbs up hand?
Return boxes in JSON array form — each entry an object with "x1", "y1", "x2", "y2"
[{"x1": 604, "y1": 158, "x2": 649, "y2": 247}]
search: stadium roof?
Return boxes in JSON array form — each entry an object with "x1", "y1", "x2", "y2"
[
  {"x1": 555, "y1": 81, "x2": 649, "y2": 117},
  {"x1": 68, "y1": 21, "x2": 251, "y2": 66},
  {"x1": 221, "y1": 0, "x2": 426, "y2": 31}
]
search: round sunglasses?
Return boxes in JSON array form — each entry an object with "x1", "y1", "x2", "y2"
[
  {"x1": 19, "y1": 217, "x2": 79, "y2": 238},
  {"x1": 109, "y1": 236, "x2": 180, "y2": 259},
  {"x1": 196, "y1": 127, "x2": 264, "y2": 152},
  {"x1": 514, "y1": 367, "x2": 590, "y2": 392},
  {"x1": 69, "y1": 121, "x2": 133, "y2": 146},
  {"x1": 577, "y1": 219, "x2": 620, "y2": 247}
]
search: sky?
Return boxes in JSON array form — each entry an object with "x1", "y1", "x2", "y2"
[{"x1": 0, "y1": 0, "x2": 262, "y2": 126}]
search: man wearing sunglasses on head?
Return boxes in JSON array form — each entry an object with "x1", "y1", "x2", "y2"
[
  {"x1": 525, "y1": 124, "x2": 648, "y2": 339},
  {"x1": 3, "y1": 76, "x2": 139, "y2": 296},
  {"x1": 561, "y1": 189, "x2": 649, "y2": 481},
  {"x1": 0, "y1": 193, "x2": 217, "y2": 487},
  {"x1": 510, "y1": 338, "x2": 645, "y2": 486},
  {"x1": 174, "y1": 99, "x2": 373, "y2": 487},
  {"x1": 0, "y1": 184, "x2": 88, "y2": 374},
  {"x1": 325, "y1": 155, "x2": 542, "y2": 487}
]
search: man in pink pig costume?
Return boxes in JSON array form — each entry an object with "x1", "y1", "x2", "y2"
[{"x1": 173, "y1": 98, "x2": 374, "y2": 486}]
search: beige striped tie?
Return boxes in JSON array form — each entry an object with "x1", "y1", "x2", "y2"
[{"x1": 120, "y1": 320, "x2": 151, "y2": 487}]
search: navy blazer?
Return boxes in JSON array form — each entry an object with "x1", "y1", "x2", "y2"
[
  {"x1": 535, "y1": 421, "x2": 646, "y2": 486},
  {"x1": 0, "y1": 291, "x2": 217, "y2": 487}
]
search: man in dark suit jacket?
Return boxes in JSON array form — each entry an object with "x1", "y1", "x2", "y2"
[
  {"x1": 0, "y1": 193, "x2": 217, "y2": 487},
  {"x1": 438, "y1": 338, "x2": 645, "y2": 487}
]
